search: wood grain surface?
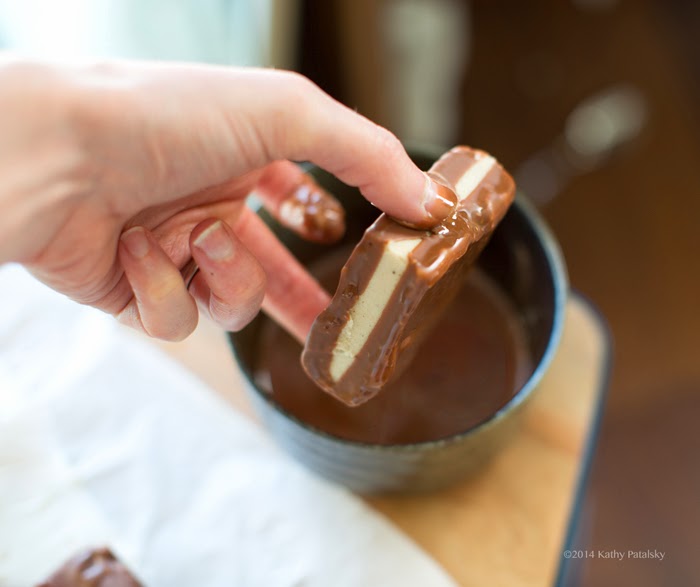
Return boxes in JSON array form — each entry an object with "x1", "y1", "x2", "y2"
[{"x1": 157, "y1": 295, "x2": 610, "y2": 587}]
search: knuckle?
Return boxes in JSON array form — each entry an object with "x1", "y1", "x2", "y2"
[
  {"x1": 373, "y1": 126, "x2": 405, "y2": 164},
  {"x1": 271, "y1": 71, "x2": 321, "y2": 117},
  {"x1": 272, "y1": 72, "x2": 324, "y2": 158},
  {"x1": 279, "y1": 71, "x2": 320, "y2": 100}
]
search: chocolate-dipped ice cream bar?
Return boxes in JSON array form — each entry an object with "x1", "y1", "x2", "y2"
[
  {"x1": 302, "y1": 146, "x2": 515, "y2": 406},
  {"x1": 37, "y1": 547, "x2": 142, "y2": 587}
]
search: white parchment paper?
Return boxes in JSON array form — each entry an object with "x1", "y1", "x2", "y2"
[{"x1": 0, "y1": 265, "x2": 458, "y2": 587}]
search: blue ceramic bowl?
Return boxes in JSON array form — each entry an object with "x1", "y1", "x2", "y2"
[{"x1": 228, "y1": 148, "x2": 568, "y2": 493}]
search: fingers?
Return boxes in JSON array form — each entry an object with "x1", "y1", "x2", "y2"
[
  {"x1": 253, "y1": 160, "x2": 345, "y2": 243},
  {"x1": 260, "y1": 74, "x2": 456, "y2": 228},
  {"x1": 118, "y1": 215, "x2": 326, "y2": 343},
  {"x1": 118, "y1": 220, "x2": 268, "y2": 339},
  {"x1": 188, "y1": 218, "x2": 267, "y2": 332},
  {"x1": 118, "y1": 226, "x2": 198, "y2": 341},
  {"x1": 98, "y1": 63, "x2": 451, "y2": 227},
  {"x1": 234, "y1": 207, "x2": 331, "y2": 344},
  {"x1": 235, "y1": 71, "x2": 454, "y2": 227}
]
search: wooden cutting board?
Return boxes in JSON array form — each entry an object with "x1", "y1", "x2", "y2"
[{"x1": 158, "y1": 293, "x2": 611, "y2": 587}]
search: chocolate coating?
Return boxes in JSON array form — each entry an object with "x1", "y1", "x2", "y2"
[
  {"x1": 400, "y1": 179, "x2": 459, "y2": 229},
  {"x1": 256, "y1": 247, "x2": 531, "y2": 444},
  {"x1": 302, "y1": 146, "x2": 516, "y2": 406},
  {"x1": 278, "y1": 177, "x2": 346, "y2": 243},
  {"x1": 37, "y1": 548, "x2": 142, "y2": 587}
]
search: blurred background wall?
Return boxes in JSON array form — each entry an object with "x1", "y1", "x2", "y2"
[
  {"x1": 0, "y1": 0, "x2": 281, "y2": 65},
  {"x1": 1, "y1": 0, "x2": 697, "y2": 585}
]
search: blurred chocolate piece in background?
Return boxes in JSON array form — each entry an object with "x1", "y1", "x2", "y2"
[{"x1": 37, "y1": 548, "x2": 142, "y2": 587}]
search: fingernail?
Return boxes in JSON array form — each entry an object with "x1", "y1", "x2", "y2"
[
  {"x1": 121, "y1": 227, "x2": 150, "y2": 259},
  {"x1": 422, "y1": 174, "x2": 458, "y2": 222},
  {"x1": 194, "y1": 220, "x2": 234, "y2": 261}
]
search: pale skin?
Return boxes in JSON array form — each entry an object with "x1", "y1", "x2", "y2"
[{"x1": 0, "y1": 56, "x2": 453, "y2": 342}]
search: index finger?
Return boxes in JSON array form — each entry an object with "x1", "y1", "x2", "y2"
[
  {"x1": 261, "y1": 72, "x2": 457, "y2": 228},
  {"x1": 89, "y1": 63, "x2": 455, "y2": 228}
]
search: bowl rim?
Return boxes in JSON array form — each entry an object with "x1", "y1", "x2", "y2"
[{"x1": 230, "y1": 179, "x2": 569, "y2": 453}]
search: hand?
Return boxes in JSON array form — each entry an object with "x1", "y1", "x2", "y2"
[{"x1": 0, "y1": 58, "x2": 453, "y2": 341}]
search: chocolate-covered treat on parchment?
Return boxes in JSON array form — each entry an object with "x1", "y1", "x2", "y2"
[
  {"x1": 302, "y1": 146, "x2": 516, "y2": 406},
  {"x1": 36, "y1": 547, "x2": 142, "y2": 587}
]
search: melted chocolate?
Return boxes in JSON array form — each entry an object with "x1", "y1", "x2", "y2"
[
  {"x1": 256, "y1": 247, "x2": 532, "y2": 444},
  {"x1": 302, "y1": 147, "x2": 515, "y2": 405}
]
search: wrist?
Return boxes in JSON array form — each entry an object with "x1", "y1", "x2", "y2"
[{"x1": 0, "y1": 58, "x2": 91, "y2": 263}]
